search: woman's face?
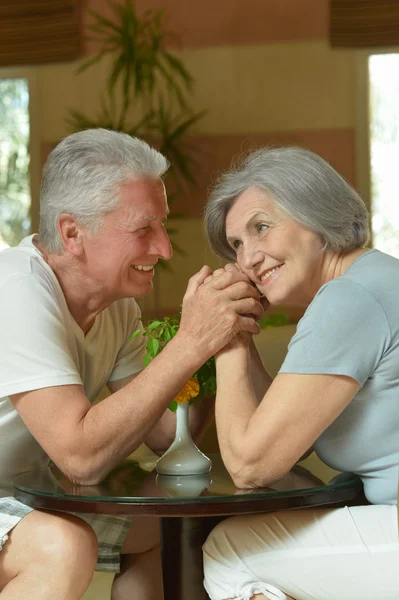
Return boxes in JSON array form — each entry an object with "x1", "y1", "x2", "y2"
[{"x1": 225, "y1": 186, "x2": 326, "y2": 306}]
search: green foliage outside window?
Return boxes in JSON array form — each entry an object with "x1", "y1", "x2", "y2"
[{"x1": 0, "y1": 78, "x2": 31, "y2": 247}]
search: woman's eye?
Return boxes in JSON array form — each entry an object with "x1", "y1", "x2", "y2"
[
  {"x1": 256, "y1": 223, "x2": 268, "y2": 233},
  {"x1": 232, "y1": 240, "x2": 241, "y2": 250}
]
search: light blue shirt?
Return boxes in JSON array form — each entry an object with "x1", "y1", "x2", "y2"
[{"x1": 280, "y1": 250, "x2": 399, "y2": 505}]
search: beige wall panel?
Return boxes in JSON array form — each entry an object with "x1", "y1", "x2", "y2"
[
  {"x1": 71, "y1": 55, "x2": 144, "y2": 124},
  {"x1": 168, "y1": 129, "x2": 356, "y2": 218},
  {"x1": 37, "y1": 62, "x2": 81, "y2": 142},
  {"x1": 37, "y1": 41, "x2": 356, "y2": 141},
  {"x1": 183, "y1": 41, "x2": 356, "y2": 134},
  {"x1": 40, "y1": 127, "x2": 355, "y2": 220},
  {"x1": 37, "y1": 57, "x2": 122, "y2": 143}
]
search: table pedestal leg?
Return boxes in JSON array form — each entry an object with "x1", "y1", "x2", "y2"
[{"x1": 160, "y1": 516, "x2": 224, "y2": 600}]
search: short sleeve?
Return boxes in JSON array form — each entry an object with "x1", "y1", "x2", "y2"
[
  {"x1": 0, "y1": 273, "x2": 82, "y2": 397},
  {"x1": 280, "y1": 279, "x2": 391, "y2": 386}
]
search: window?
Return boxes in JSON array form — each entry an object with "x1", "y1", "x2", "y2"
[
  {"x1": 368, "y1": 52, "x2": 399, "y2": 256},
  {"x1": 0, "y1": 77, "x2": 31, "y2": 248}
]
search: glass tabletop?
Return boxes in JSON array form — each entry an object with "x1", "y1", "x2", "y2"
[{"x1": 14, "y1": 453, "x2": 363, "y2": 506}]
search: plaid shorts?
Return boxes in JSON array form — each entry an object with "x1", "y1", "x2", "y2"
[{"x1": 0, "y1": 497, "x2": 133, "y2": 573}]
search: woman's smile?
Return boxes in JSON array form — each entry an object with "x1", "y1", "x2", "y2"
[{"x1": 257, "y1": 263, "x2": 284, "y2": 287}]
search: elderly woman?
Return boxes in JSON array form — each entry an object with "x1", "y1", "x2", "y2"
[{"x1": 201, "y1": 147, "x2": 399, "y2": 600}]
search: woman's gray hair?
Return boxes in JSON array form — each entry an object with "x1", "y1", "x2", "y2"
[
  {"x1": 39, "y1": 128, "x2": 169, "y2": 253},
  {"x1": 204, "y1": 146, "x2": 370, "y2": 260}
]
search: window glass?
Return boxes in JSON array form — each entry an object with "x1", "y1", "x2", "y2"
[
  {"x1": 369, "y1": 54, "x2": 399, "y2": 257},
  {"x1": 0, "y1": 78, "x2": 31, "y2": 248}
]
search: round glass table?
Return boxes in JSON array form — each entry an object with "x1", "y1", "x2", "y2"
[{"x1": 14, "y1": 453, "x2": 366, "y2": 600}]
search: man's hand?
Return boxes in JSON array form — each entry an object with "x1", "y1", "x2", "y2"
[
  {"x1": 203, "y1": 263, "x2": 264, "y2": 355},
  {"x1": 177, "y1": 264, "x2": 263, "y2": 361},
  {"x1": 206, "y1": 263, "x2": 270, "y2": 313}
]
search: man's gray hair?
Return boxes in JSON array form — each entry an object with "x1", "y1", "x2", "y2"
[
  {"x1": 204, "y1": 146, "x2": 370, "y2": 260},
  {"x1": 39, "y1": 128, "x2": 169, "y2": 253}
]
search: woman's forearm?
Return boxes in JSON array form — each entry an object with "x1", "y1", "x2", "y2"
[
  {"x1": 215, "y1": 348, "x2": 259, "y2": 466},
  {"x1": 248, "y1": 338, "x2": 273, "y2": 400}
]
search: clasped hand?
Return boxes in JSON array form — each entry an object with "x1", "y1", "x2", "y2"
[{"x1": 178, "y1": 263, "x2": 266, "y2": 359}]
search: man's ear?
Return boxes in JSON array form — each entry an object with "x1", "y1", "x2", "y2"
[{"x1": 57, "y1": 214, "x2": 84, "y2": 256}]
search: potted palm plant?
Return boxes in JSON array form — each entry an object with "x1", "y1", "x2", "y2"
[{"x1": 68, "y1": 0, "x2": 206, "y2": 268}]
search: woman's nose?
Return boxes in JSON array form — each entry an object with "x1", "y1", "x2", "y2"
[{"x1": 240, "y1": 243, "x2": 263, "y2": 270}]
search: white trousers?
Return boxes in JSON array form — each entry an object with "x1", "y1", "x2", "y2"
[{"x1": 203, "y1": 505, "x2": 399, "y2": 600}]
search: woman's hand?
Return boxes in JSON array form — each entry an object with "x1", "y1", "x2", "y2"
[
  {"x1": 202, "y1": 262, "x2": 250, "y2": 286},
  {"x1": 204, "y1": 263, "x2": 271, "y2": 314},
  {"x1": 202, "y1": 263, "x2": 265, "y2": 357},
  {"x1": 177, "y1": 264, "x2": 264, "y2": 363}
]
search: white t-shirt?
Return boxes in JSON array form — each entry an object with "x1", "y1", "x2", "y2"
[{"x1": 0, "y1": 235, "x2": 146, "y2": 496}]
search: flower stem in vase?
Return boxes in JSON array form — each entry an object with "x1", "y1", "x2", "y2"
[{"x1": 155, "y1": 403, "x2": 212, "y2": 475}]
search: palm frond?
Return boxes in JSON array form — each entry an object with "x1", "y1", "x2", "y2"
[
  {"x1": 67, "y1": 0, "x2": 207, "y2": 272},
  {"x1": 86, "y1": 7, "x2": 123, "y2": 35},
  {"x1": 162, "y1": 51, "x2": 193, "y2": 90}
]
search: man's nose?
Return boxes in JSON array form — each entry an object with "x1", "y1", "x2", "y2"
[{"x1": 153, "y1": 227, "x2": 173, "y2": 260}]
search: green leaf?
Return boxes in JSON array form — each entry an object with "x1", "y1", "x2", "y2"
[
  {"x1": 153, "y1": 59, "x2": 188, "y2": 109},
  {"x1": 168, "y1": 400, "x2": 178, "y2": 412},
  {"x1": 162, "y1": 51, "x2": 193, "y2": 88},
  {"x1": 147, "y1": 337, "x2": 160, "y2": 357},
  {"x1": 202, "y1": 377, "x2": 217, "y2": 396},
  {"x1": 168, "y1": 110, "x2": 207, "y2": 142},
  {"x1": 129, "y1": 329, "x2": 143, "y2": 339},
  {"x1": 259, "y1": 311, "x2": 288, "y2": 329},
  {"x1": 87, "y1": 7, "x2": 123, "y2": 35},
  {"x1": 147, "y1": 320, "x2": 163, "y2": 331},
  {"x1": 76, "y1": 51, "x2": 109, "y2": 74},
  {"x1": 163, "y1": 328, "x2": 173, "y2": 342}
]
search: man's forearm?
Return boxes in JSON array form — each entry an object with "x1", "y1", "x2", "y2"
[{"x1": 67, "y1": 336, "x2": 207, "y2": 483}]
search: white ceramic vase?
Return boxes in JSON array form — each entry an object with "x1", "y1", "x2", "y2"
[
  {"x1": 156, "y1": 473, "x2": 212, "y2": 497},
  {"x1": 155, "y1": 402, "x2": 212, "y2": 475}
]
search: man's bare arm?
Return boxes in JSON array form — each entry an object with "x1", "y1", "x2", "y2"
[
  {"x1": 108, "y1": 374, "x2": 215, "y2": 455},
  {"x1": 11, "y1": 266, "x2": 262, "y2": 485}
]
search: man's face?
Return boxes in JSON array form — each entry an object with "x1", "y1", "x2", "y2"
[{"x1": 83, "y1": 177, "x2": 172, "y2": 301}]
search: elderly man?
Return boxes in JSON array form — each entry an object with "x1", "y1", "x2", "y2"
[{"x1": 0, "y1": 129, "x2": 263, "y2": 600}]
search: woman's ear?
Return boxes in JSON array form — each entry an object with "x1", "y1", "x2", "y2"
[
  {"x1": 57, "y1": 214, "x2": 84, "y2": 256},
  {"x1": 320, "y1": 236, "x2": 328, "y2": 252}
]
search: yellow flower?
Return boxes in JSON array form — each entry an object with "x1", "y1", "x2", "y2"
[{"x1": 174, "y1": 377, "x2": 200, "y2": 404}]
